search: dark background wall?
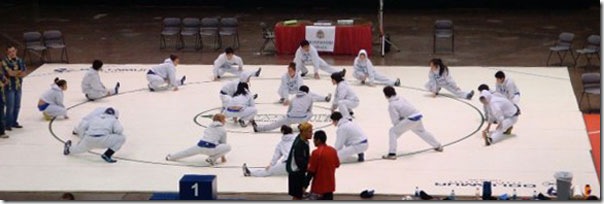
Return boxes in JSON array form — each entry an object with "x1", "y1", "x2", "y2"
[{"x1": 2, "y1": 0, "x2": 598, "y2": 9}]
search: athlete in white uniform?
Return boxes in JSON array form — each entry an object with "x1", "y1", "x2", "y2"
[
  {"x1": 243, "y1": 125, "x2": 295, "y2": 177},
  {"x1": 478, "y1": 84, "x2": 515, "y2": 135},
  {"x1": 352, "y1": 49, "x2": 400, "y2": 87},
  {"x1": 219, "y1": 71, "x2": 258, "y2": 109},
  {"x1": 331, "y1": 72, "x2": 359, "y2": 120},
  {"x1": 425, "y1": 58, "x2": 474, "y2": 100},
  {"x1": 213, "y1": 47, "x2": 262, "y2": 81},
  {"x1": 223, "y1": 83, "x2": 257, "y2": 127},
  {"x1": 253, "y1": 85, "x2": 313, "y2": 132},
  {"x1": 330, "y1": 112, "x2": 368, "y2": 162},
  {"x1": 293, "y1": 40, "x2": 344, "y2": 79},
  {"x1": 382, "y1": 86, "x2": 443, "y2": 160},
  {"x1": 146, "y1": 55, "x2": 186, "y2": 91},
  {"x1": 166, "y1": 114, "x2": 230, "y2": 166},
  {"x1": 278, "y1": 62, "x2": 331, "y2": 105},
  {"x1": 72, "y1": 107, "x2": 120, "y2": 137},
  {"x1": 63, "y1": 107, "x2": 125, "y2": 163},
  {"x1": 480, "y1": 90, "x2": 521, "y2": 146},
  {"x1": 494, "y1": 71, "x2": 520, "y2": 104},
  {"x1": 38, "y1": 78, "x2": 68, "y2": 120},
  {"x1": 81, "y1": 60, "x2": 119, "y2": 101}
]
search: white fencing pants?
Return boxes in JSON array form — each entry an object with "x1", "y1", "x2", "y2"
[
  {"x1": 169, "y1": 144, "x2": 231, "y2": 161},
  {"x1": 146, "y1": 74, "x2": 170, "y2": 91},
  {"x1": 278, "y1": 85, "x2": 327, "y2": 102},
  {"x1": 389, "y1": 119, "x2": 441, "y2": 154},
  {"x1": 224, "y1": 107, "x2": 257, "y2": 122},
  {"x1": 337, "y1": 100, "x2": 359, "y2": 119},
  {"x1": 255, "y1": 115, "x2": 312, "y2": 132},
  {"x1": 337, "y1": 142, "x2": 368, "y2": 162},
  {"x1": 70, "y1": 134, "x2": 126, "y2": 154},
  {"x1": 214, "y1": 64, "x2": 241, "y2": 78},
  {"x1": 250, "y1": 162, "x2": 287, "y2": 177},
  {"x1": 84, "y1": 88, "x2": 115, "y2": 100},
  {"x1": 43, "y1": 104, "x2": 67, "y2": 118},
  {"x1": 353, "y1": 71, "x2": 395, "y2": 86},
  {"x1": 425, "y1": 81, "x2": 471, "y2": 99},
  {"x1": 297, "y1": 58, "x2": 340, "y2": 75},
  {"x1": 489, "y1": 116, "x2": 519, "y2": 144}
]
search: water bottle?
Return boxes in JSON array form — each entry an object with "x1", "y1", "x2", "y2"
[
  {"x1": 512, "y1": 188, "x2": 517, "y2": 200},
  {"x1": 449, "y1": 189, "x2": 456, "y2": 200},
  {"x1": 475, "y1": 187, "x2": 481, "y2": 200},
  {"x1": 414, "y1": 186, "x2": 419, "y2": 198},
  {"x1": 533, "y1": 190, "x2": 538, "y2": 200}
]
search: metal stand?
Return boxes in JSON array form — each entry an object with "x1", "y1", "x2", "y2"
[{"x1": 379, "y1": 0, "x2": 401, "y2": 57}]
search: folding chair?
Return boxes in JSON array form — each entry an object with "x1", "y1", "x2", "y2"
[
  {"x1": 433, "y1": 20, "x2": 454, "y2": 53},
  {"x1": 200, "y1": 17, "x2": 220, "y2": 50},
  {"x1": 579, "y1": 72, "x2": 601, "y2": 112},
  {"x1": 574, "y1": 35, "x2": 600, "y2": 68},
  {"x1": 219, "y1": 17, "x2": 239, "y2": 49},
  {"x1": 23, "y1": 31, "x2": 47, "y2": 64},
  {"x1": 258, "y1": 22, "x2": 275, "y2": 55},
  {"x1": 180, "y1": 17, "x2": 201, "y2": 50},
  {"x1": 42, "y1": 30, "x2": 69, "y2": 63},
  {"x1": 160, "y1": 17, "x2": 182, "y2": 50},
  {"x1": 546, "y1": 32, "x2": 575, "y2": 66}
]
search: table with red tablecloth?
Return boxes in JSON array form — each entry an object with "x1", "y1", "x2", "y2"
[{"x1": 274, "y1": 20, "x2": 373, "y2": 56}]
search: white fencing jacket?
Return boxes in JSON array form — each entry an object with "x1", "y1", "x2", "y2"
[
  {"x1": 287, "y1": 91, "x2": 313, "y2": 118},
  {"x1": 388, "y1": 96, "x2": 422, "y2": 126},
  {"x1": 40, "y1": 84, "x2": 65, "y2": 108},
  {"x1": 270, "y1": 133, "x2": 295, "y2": 166},
  {"x1": 83, "y1": 113, "x2": 123, "y2": 136},
  {"x1": 334, "y1": 119, "x2": 368, "y2": 151},
  {"x1": 149, "y1": 59, "x2": 178, "y2": 87},
  {"x1": 213, "y1": 53, "x2": 243, "y2": 70},
  {"x1": 81, "y1": 69, "x2": 106, "y2": 94}
]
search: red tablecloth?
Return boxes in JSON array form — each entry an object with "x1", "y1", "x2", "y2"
[{"x1": 274, "y1": 21, "x2": 373, "y2": 56}]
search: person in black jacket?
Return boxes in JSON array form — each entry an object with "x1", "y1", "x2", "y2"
[{"x1": 285, "y1": 122, "x2": 313, "y2": 200}]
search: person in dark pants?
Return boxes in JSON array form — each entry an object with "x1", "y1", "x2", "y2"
[
  {"x1": 1, "y1": 45, "x2": 26, "y2": 130},
  {"x1": 306, "y1": 130, "x2": 340, "y2": 200},
  {"x1": 0, "y1": 73, "x2": 7, "y2": 138},
  {"x1": 285, "y1": 122, "x2": 312, "y2": 200}
]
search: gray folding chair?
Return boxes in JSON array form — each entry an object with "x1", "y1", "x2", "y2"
[
  {"x1": 574, "y1": 35, "x2": 600, "y2": 68},
  {"x1": 219, "y1": 17, "x2": 240, "y2": 49},
  {"x1": 546, "y1": 32, "x2": 575, "y2": 66},
  {"x1": 23, "y1": 31, "x2": 47, "y2": 64},
  {"x1": 42, "y1": 30, "x2": 69, "y2": 63},
  {"x1": 180, "y1": 17, "x2": 201, "y2": 50},
  {"x1": 258, "y1": 22, "x2": 275, "y2": 55},
  {"x1": 199, "y1": 17, "x2": 220, "y2": 50},
  {"x1": 160, "y1": 17, "x2": 182, "y2": 50},
  {"x1": 579, "y1": 72, "x2": 601, "y2": 112},
  {"x1": 433, "y1": 20, "x2": 454, "y2": 53}
]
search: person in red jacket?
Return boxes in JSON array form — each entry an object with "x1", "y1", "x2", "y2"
[{"x1": 306, "y1": 130, "x2": 340, "y2": 200}]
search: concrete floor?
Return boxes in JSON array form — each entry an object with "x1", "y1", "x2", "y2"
[{"x1": 0, "y1": 2, "x2": 600, "y2": 200}]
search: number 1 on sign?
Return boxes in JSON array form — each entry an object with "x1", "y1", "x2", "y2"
[{"x1": 192, "y1": 183, "x2": 199, "y2": 197}]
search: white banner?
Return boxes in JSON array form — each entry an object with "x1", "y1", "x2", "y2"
[{"x1": 305, "y1": 26, "x2": 335, "y2": 52}]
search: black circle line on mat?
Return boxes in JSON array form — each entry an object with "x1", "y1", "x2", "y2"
[{"x1": 47, "y1": 79, "x2": 485, "y2": 168}]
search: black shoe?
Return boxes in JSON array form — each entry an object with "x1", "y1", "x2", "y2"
[
  {"x1": 242, "y1": 163, "x2": 251, "y2": 176},
  {"x1": 434, "y1": 146, "x2": 444, "y2": 152},
  {"x1": 325, "y1": 93, "x2": 332, "y2": 102},
  {"x1": 12, "y1": 125, "x2": 22, "y2": 128},
  {"x1": 255, "y1": 68, "x2": 262, "y2": 77},
  {"x1": 484, "y1": 136, "x2": 492, "y2": 146},
  {"x1": 394, "y1": 78, "x2": 401, "y2": 86},
  {"x1": 6, "y1": 127, "x2": 12, "y2": 131},
  {"x1": 250, "y1": 120, "x2": 258, "y2": 132},
  {"x1": 278, "y1": 98, "x2": 285, "y2": 104},
  {"x1": 238, "y1": 119, "x2": 248, "y2": 127},
  {"x1": 504, "y1": 126, "x2": 513, "y2": 135},
  {"x1": 357, "y1": 153, "x2": 365, "y2": 162},
  {"x1": 253, "y1": 94, "x2": 258, "y2": 100},
  {"x1": 85, "y1": 94, "x2": 94, "y2": 101},
  {"x1": 361, "y1": 80, "x2": 365, "y2": 85},
  {"x1": 466, "y1": 90, "x2": 475, "y2": 100},
  {"x1": 115, "y1": 82, "x2": 120, "y2": 94},
  {"x1": 148, "y1": 84, "x2": 155, "y2": 92},
  {"x1": 63, "y1": 140, "x2": 72, "y2": 155},
  {"x1": 72, "y1": 131, "x2": 77, "y2": 135},
  {"x1": 180, "y1": 76, "x2": 187, "y2": 85},
  {"x1": 301, "y1": 71, "x2": 308, "y2": 77},
  {"x1": 101, "y1": 154, "x2": 117, "y2": 163}
]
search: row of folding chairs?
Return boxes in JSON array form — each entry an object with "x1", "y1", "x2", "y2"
[
  {"x1": 23, "y1": 30, "x2": 69, "y2": 64},
  {"x1": 547, "y1": 32, "x2": 600, "y2": 68},
  {"x1": 160, "y1": 17, "x2": 239, "y2": 51}
]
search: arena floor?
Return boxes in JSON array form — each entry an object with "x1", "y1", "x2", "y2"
[{"x1": 0, "y1": 63, "x2": 598, "y2": 198}]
